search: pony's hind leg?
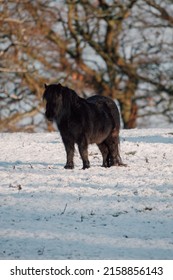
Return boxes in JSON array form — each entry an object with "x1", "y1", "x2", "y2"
[
  {"x1": 97, "y1": 142, "x2": 110, "y2": 167},
  {"x1": 105, "y1": 133, "x2": 124, "y2": 166}
]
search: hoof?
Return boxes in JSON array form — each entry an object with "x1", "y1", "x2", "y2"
[
  {"x1": 102, "y1": 163, "x2": 110, "y2": 168},
  {"x1": 64, "y1": 164, "x2": 74, "y2": 169},
  {"x1": 82, "y1": 161, "x2": 90, "y2": 169},
  {"x1": 82, "y1": 165, "x2": 90, "y2": 170}
]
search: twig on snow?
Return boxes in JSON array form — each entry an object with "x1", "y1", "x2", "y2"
[{"x1": 60, "y1": 203, "x2": 67, "y2": 215}]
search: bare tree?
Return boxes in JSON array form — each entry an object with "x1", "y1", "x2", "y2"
[
  {"x1": 0, "y1": 0, "x2": 173, "y2": 131},
  {"x1": 128, "y1": 0, "x2": 173, "y2": 126}
]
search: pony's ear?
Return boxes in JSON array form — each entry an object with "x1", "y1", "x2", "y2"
[
  {"x1": 57, "y1": 83, "x2": 62, "y2": 88},
  {"x1": 44, "y1": 84, "x2": 48, "y2": 89}
]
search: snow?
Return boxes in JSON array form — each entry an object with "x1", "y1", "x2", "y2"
[{"x1": 0, "y1": 129, "x2": 173, "y2": 260}]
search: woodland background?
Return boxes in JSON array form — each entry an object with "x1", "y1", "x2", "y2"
[{"x1": 0, "y1": 0, "x2": 173, "y2": 132}]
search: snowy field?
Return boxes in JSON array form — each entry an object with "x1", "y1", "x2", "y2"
[{"x1": 0, "y1": 129, "x2": 173, "y2": 260}]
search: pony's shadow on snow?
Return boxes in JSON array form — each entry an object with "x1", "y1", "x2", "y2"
[
  {"x1": 122, "y1": 134, "x2": 173, "y2": 144},
  {"x1": 0, "y1": 160, "x2": 63, "y2": 169}
]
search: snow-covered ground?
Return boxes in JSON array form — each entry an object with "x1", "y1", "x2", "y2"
[{"x1": 0, "y1": 129, "x2": 173, "y2": 260}]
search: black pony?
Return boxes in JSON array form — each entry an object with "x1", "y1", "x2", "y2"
[{"x1": 43, "y1": 83, "x2": 124, "y2": 169}]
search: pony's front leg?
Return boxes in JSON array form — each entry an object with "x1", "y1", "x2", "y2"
[
  {"x1": 78, "y1": 139, "x2": 90, "y2": 169},
  {"x1": 63, "y1": 141, "x2": 75, "y2": 169}
]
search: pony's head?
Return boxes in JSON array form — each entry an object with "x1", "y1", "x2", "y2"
[{"x1": 43, "y1": 83, "x2": 63, "y2": 121}]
